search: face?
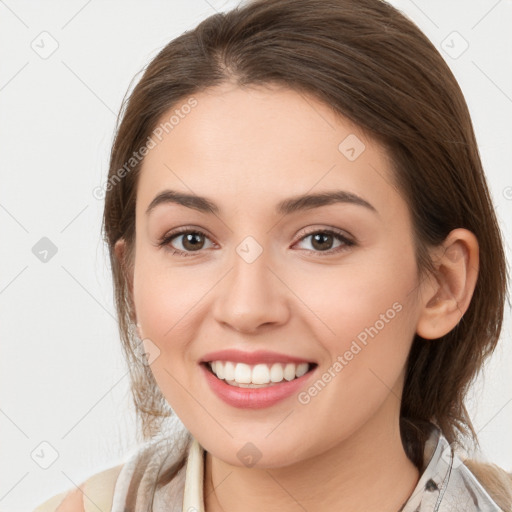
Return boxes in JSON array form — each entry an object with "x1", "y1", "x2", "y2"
[{"x1": 128, "y1": 82, "x2": 427, "y2": 468}]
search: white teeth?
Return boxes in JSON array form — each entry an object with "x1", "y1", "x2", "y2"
[
  {"x1": 208, "y1": 361, "x2": 311, "y2": 386},
  {"x1": 283, "y1": 363, "x2": 296, "y2": 381},
  {"x1": 295, "y1": 362, "x2": 308, "y2": 378},
  {"x1": 252, "y1": 364, "x2": 270, "y2": 384},
  {"x1": 224, "y1": 361, "x2": 235, "y2": 381},
  {"x1": 234, "y1": 363, "x2": 252, "y2": 384},
  {"x1": 270, "y1": 363, "x2": 284, "y2": 382},
  {"x1": 215, "y1": 361, "x2": 224, "y2": 379}
]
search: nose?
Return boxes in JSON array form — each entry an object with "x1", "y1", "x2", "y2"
[{"x1": 211, "y1": 243, "x2": 291, "y2": 334}]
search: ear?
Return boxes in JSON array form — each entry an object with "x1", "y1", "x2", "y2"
[
  {"x1": 416, "y1": 228, "x2": 479, "y2": 340},
  {"x1": 114, "y1": 238, "x2": 138, "y2": 327}
]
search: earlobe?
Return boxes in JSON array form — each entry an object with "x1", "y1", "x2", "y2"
[
  {"x1": 114, "y1": 238, "x2": 137, "y2": 323},
  {"x1": 114, "y1": 238, "x2": 132, "y2": 286},
  {"x1": 114, "y1": 238, "x2": 125, "y2": 263},
  {"x1": 416, "y1": 228, "x2": 479, "y2": 340},
  {"x1": 114, "y1": 238, "x2": 126, "y2": 268},
  {"x1": 114, "y1": 239, "x2": 132, "y2": 290}
]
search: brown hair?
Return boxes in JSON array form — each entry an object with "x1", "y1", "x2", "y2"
[{"x1": 102, "y1": 0, "x2": 510, "y2": 503}]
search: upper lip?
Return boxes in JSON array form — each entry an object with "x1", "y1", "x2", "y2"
[{"x1": 199, "y1": 349, "x2": 315, "y2": 365}]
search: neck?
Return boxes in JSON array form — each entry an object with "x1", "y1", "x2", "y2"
[{"x1": 204, "y1": 401, "x2": 420, "y2": 512}]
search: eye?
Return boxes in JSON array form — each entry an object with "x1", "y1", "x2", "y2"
[
  {"x1": 293, "y1": 228, "x2": 355, "y2": 256},
  {"x1": 157, "y1": 227, "x2": 215, "y2": 257},
  {"x1": 157, "y1": 226, "x2": 355, "y2": 257}
]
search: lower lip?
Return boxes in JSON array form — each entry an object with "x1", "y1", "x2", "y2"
[{"x1": 200, "y1": 363, "x2": 316, "y2": 409}]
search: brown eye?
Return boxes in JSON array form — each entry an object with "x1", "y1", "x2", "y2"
[
  {"x1": 295, "y1": 229, "x2": 355, "y2": 256},
  {"x1": 310, "y1": 232, "x2": 335, "y2": 251},
  {"x1": 180, "y1": 232, "x2": 207, "y2": 251},
  {"x1": 158, "y1": 228, "x2": 215, "y2": 256}
]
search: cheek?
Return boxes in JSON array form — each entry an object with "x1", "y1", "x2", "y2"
[
  {"x1": 131, "y1": 248, "x2": 216, "y2": 377},
  {"x1": 289, "y1": 244, "x2": 418, "y2": 351},
  {"x1": 291, "y1": 246, "x2": 419, "y2": 406},
  {"x1": 131, "y1": 257, "x2": 198, "y2": 411},
  {"x1": 133, "y1": 243, "x2": 195, "y2": 334}
]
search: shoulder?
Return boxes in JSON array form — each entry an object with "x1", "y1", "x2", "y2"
[
  {"x1": 463, "y1": 459, "x2": 512, "y2": 512},
  {"x1": 110, "y1": 432, "x2": 192, "y2": 509},
  {"x1": 32, "y1": 464, "x2": 123, "y2": 512},
  {"x1": 33, "y1": 428, "x2": 192, "y2": 512}
]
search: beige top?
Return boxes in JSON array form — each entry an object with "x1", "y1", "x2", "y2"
[{"x1": 33, "y1": 423, "x2": 506, "y2": 511}]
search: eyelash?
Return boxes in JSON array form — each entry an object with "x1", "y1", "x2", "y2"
[{"x1": 157, "y1": 226, "x2": 356, "y2": 258}]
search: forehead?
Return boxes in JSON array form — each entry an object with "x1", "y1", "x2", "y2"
[{"x1": 136, "y1": 83, "x2": 398, "y2": 216}]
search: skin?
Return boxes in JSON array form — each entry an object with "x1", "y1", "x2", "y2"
[{"x1": 115, "y1": 82, "x2": 479, "y2": 512}]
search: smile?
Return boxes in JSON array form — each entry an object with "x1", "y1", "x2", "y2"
[
  {"x1": 207, "y1": 360, "x2": 312, "y2": 387},
  {"x1": 200, "y1": 360, "x2": 318, "y2": 409}
]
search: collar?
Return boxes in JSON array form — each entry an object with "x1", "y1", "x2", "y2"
[
  {"x1": 182, "y1": 435, "x2": 206, "y2": 512},
  {"x1": 181, "y1": 425, "x2": 501, "y2": 512}
]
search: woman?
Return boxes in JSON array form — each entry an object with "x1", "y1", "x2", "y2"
[{"x1": 34, "y1": 0, "x2": 512, "y2": 510}]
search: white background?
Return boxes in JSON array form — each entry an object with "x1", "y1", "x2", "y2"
[{"x1": 0, "y1": 1, "x2": 511, "y2": 510}]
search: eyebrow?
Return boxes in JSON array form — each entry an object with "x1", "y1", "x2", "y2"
[{"x1": 145, "y1": 189, "x2": 378, "y2": 216}]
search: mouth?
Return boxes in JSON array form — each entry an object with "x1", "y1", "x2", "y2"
[{"x1": 201, "y1": 360, "x2": 318, "y2": 388}]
